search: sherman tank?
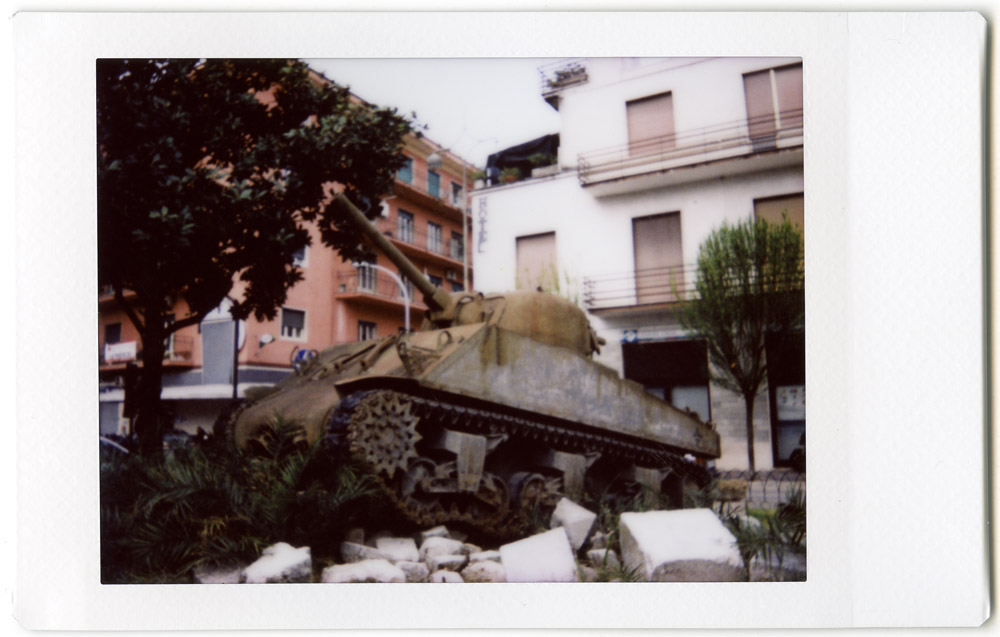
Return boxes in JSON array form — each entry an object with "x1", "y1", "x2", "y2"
[{"x1": 233, "y1": 193, "x2": 720, "y2": 536}]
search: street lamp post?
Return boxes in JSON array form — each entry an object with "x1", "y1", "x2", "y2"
[
  {"x1": 427, "y1": 137, "x2": 496, "y2": 291},
  {"x1": 353, "y1": 261, "x2": 412, "y2": 332}
]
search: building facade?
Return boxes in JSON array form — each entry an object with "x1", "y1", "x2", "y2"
[
  {"x1": 471, "y1": 57, "x2": 804, "y2": 471},
  {"x1": 99, "y1": 131, "x2": 476, "y2": 437}
]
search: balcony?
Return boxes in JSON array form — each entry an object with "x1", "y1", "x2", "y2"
[
  {"x1": 577, "y1": 110, "x2": 803, "y2": 196},
  {"x1": 584, "y1": 265, "x2": 698, "y2": 314},
  {"x1": 375, "y1": 217, "x2": 466, "y2": 270},
  {"x1": 584, "y1": 259, "x2": 805, "y2": 315},
  {"x1": 335, "y1": 270, "x2": 429, "y2": 313},
  {"x1": 99, "y1": 335, "x2": 195, "y2": 368},
  {"x1": 539, "y1": 59, "x2": 588, "y2": 109},
  {"x1": 393, "y1": 174, "x2": 466, "y2": 223}
]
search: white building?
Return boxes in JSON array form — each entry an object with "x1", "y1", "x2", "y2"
[{"x1": 471, "y1": 57, "x2": 804, "y2": 471}]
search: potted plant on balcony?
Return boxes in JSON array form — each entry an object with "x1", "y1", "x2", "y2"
[{"x1": 500, "y1": 167, "x2": 521, "y2": 184}]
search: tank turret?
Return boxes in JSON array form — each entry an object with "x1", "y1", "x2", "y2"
[{"x1": 233, "y1": 194, "x2": 720, "y2": 537}]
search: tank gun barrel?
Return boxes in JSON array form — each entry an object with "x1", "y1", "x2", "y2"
[{"x1": 331, "y1": 193, "x2": 455, "y2": 317}]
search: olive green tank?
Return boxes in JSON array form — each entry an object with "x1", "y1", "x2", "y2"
[{"x1": 233, "y1": 194, "x2": 720, "y2": 535}]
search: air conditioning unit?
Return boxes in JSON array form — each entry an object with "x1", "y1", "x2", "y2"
[{"x1": 445, "y1": 269, "x2": 457, "y2": 281}]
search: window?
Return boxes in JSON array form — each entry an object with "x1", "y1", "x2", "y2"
[
  {"x1": 358, "y1": 320, "x2": 377, "y2": 341},
  {"x1": 428, "y1": 274, "x2": 442, "y2": 289},
  {"x1": 765, "y1": 331, "x2": 805, "y2": 466},
  {"x1": 451, "y1": 281, "x2": 465, "y2": 293},
  {"x1": 292, "y1": 245, "x2": 308, "y2": 267},
  {"x1": 427, "y1": 222, "x2": 443, "y2": 254},
  {"x1": 104, "y1": 322, "x2": 122, "y2": 345},
  {"x1": 626, "y1": 92, "x2": 674, "y2": 157},
  {"x1": 356, "y1": 259, "x2": 377, "y2": 292},
  {"x1": 633, "y1": 212, "x2": 682, "y2": 304},
  {"x1": 622, "y1": 339, "x2": 711, "y2": 423},
  {"x1": 754, "y1": 192, "x2": 804, "y2": 231},
  {"x1": 516, "y1": 232, "x2": 557, "y2": 291},
  {"x1": 451, "y1": 181, "x2": 463, "y2": 205},
  {"x1": 428, "y1": 170, "x2": 441, "y2": 198},
  {"x1": 450, "y1": 231, "x2": 464, "y2": 261},
  {"x1": 281, "y1": 308, "x2": 306, "y2": 340},
  {"x1": 743, "y1": 63, "x2": 803, "y2": 149},
  {"x1": 397, "y1": 210, "x2": 415, "y2": 244},
  {"x1": 397, "y1": 157, "x2": 413, "y2": 184},
  {"x1": 398, "y1": 270, "x2": 415, "y2": 301}
]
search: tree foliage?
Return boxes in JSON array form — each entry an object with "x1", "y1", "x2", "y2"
[
  {"x1": 97, "y1": 59, "x2": 414, "y2": 455},
  {"x1": 677, "y1": 216, "x2": 804, "y2": 471}
]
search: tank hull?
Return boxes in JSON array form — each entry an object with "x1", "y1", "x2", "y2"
[{"x1": 234, "y1": 323, "x2": 719, "y2": 535}]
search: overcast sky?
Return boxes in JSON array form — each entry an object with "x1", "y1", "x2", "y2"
[{"x1": 304, "y1": 58, "x2": 562, "y2": 168}]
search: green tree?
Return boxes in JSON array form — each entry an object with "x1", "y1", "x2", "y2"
[
  {"x1": 677, "y1": 216, "x2": 804, "y2": 472},
  {"x1": 98, "y1": 59, "x2": 413, "y2": 456}
]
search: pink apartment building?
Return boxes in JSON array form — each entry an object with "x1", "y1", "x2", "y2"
[{"x1": 98, "y1": 131, "x2": 476, "y2": 437}]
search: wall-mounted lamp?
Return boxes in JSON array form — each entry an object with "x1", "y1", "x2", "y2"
[{"x1": 259, "y1": 333, "x2": 275, "y2": 348}]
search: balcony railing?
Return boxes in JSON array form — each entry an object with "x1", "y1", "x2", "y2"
[
  {"x1": 584, "y1": 265, "x2": 699, "y2": 310},
  {"x1": 335, "y1": 270, "x2": 428, "y2": 308},
  {"x1": 376, "y1": 218, "x2": 464, "y2": 261},
  {"x1": 584, "y1": 259, "x2": 805, "y2": 311},
  {"x1": 577, "y1": 109, "x2": 803, "y2": 186},
  {"x1": 100, "y1": 335, "x2": 194, "y2": 365}
]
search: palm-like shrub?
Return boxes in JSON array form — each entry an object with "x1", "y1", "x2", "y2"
[{"x1": 100, "y1": 418, "x2": 380, "y2": 583}]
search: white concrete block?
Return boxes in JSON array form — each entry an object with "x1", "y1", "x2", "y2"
[
  {"x1": 461, "y1": 543, "x2": 482, "y2": 555},
  {"x1": 340, "y1": 541, "x2": 388, "y2": 563},
  {"x1": 427, "y1": 553, "x2": 468, "y2": 572},
  {"x1": 500, "y1": 528, "x2": 578, "y2": 582},
  {"x1": 619, "y1": 509, "x2": 744, "y2": 582},
  {"x1": 242, "y1": 542, "x2": 312, "y2": 583},
  {"x1": 549, "y1": 497, "x2": 597, "y2": 551},
  {"x1": 419, "y1": 536, "x2": 465, "y2": 560},
  {"x1": 430, "y1": 569, "x2": 465, "y2": 583},
  {"x1": 321, "y1": 559, "x2": 406, "y2": 583},
  {"x1": 396, "y1": 560, "x2": 431, "y2": 582},
  {"x1": 375, "y1": 537, "x2": 420, "y2": 563},
  {"x1": 462, "y1": 560, "x2": 507, "y2": 583}
]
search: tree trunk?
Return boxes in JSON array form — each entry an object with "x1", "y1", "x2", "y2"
[
  {"x1": 135, "y1": 319, "x2": 166, "y2": 459},
  {"x1": 744, "y1": 392, "x2": 756, "y2": 473}
]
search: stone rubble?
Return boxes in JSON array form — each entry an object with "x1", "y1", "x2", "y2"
[
  {"x1": 241, "y1": 542, "x2": 312, "y2": 584},
  {"x1": 199, "y1": 496, "x2": 797, "y2": 584},
  {"x1": 321, "y1": 559, "x2": 406, "y2": 583}
]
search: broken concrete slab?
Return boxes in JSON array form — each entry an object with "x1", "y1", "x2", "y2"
[
  {"x1": 549, "y1": 497, "x2": 597, "y2": 551},
  {"x1": 375, "y1": 537, "x2": 420, "y2": 563},
  {"x1": 419, "y1": 536, "x2": 466, "y2": 561},
  {"x1": 587, "y1": 548, "x2": 620, "y2": 570},
  {"x1": 469, "y1": 550, "x2": 502, "y2": 563},
  {"x1": 242, "y1": 542, "x2": 312, "y2": 584},
  {"x1": 427, "y1": 553, "x2": 468, "y2": 572},
  {"x1": 419, "y1": 526, "x2": 451, "y2": 543},
  {"x1": 430, "y1": 569, "x2": 464, "y2": 583},
  {"x1": 395, "y1": 560, "x2": 431, "y2": 583},
  {"x1": 340, "y1": 541, "x2": 388, "y2": 564},
  {"x1": 619, "y1": 509, "x2": 743, "y2": 582},
  {"x1": 321, "y1": 559, "x2": 406, "y2": 583},
  {"x1": 461, "y1": 543, "x2": 482, "y2": 556},
  {"x1": 500, "y1": 528, "x2": 578, "y2": 583},
  {"x1": 461, "y1": 560, "x2": 507, "y2": 583},
  {"x1": 194, "y1": 564, "x2": 243, "y2": 584}
]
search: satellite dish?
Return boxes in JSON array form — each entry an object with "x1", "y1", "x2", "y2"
[{"x1": 259, "y1": 333, "x2": 275, "y2": 347}]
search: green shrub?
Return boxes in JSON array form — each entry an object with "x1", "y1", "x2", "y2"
[{"x1": 100, "y1": 418, "x2": 381, "y2": 583}]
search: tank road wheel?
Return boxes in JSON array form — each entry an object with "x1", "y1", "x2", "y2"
[
  {"x1": 347, "y1": 391, "x2": 422, "y2": 478},
  {"x1": 509, "y1": 472, "x2": 552, "y2": 511}
]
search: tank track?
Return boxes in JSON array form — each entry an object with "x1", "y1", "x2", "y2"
[{"x1": 328, "y1": 388, "x2": 712, "y2": 537}]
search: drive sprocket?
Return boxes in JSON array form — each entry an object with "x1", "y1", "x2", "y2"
[{"x1": 346, "y1": 391, "x2": 422, "y2": 478}]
